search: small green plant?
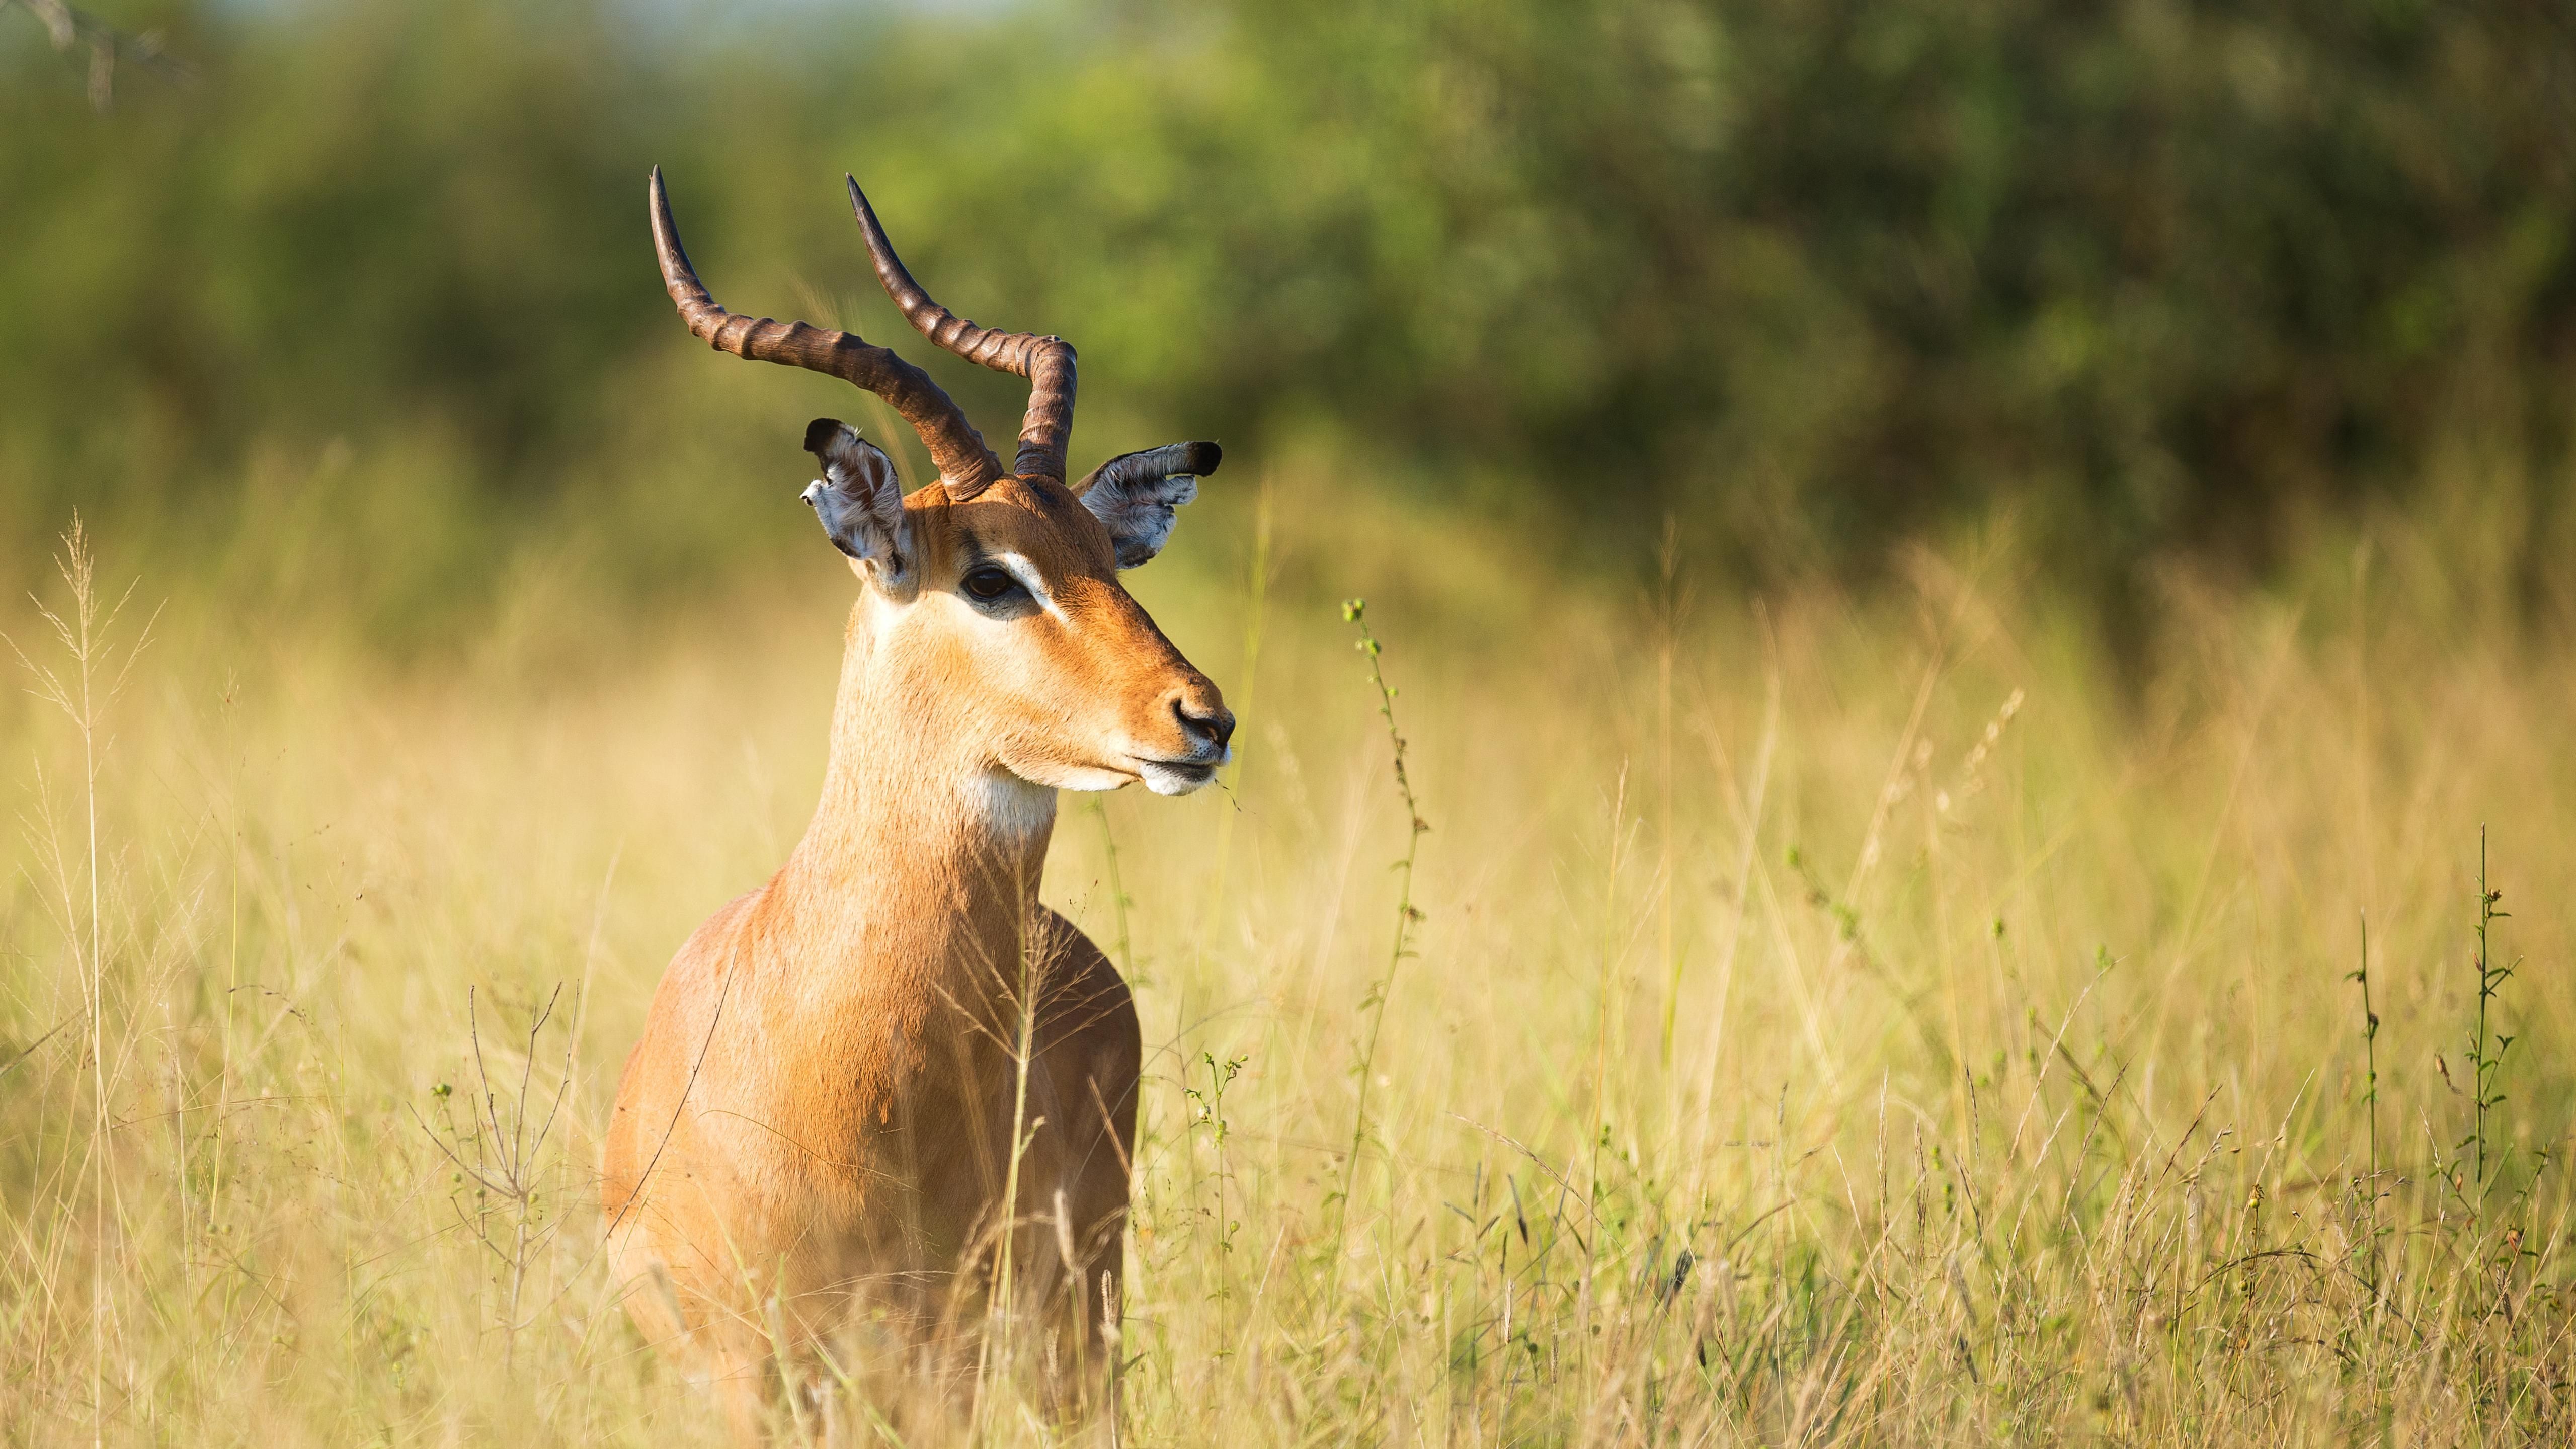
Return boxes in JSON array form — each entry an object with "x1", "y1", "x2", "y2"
[
  {"x1": 1333, "y1": 597, "x2": 1429, "y2": 1268},
  {"x1": 2348, "y1": 912, "x2": 2382, "y2": 1289},
  {"x1": 1183, "y1": 1052, "x2": 1248, "y2": 1279},
  {"x1": 2461, "y1": 826, "x2": 2517, "y2": 1199}
]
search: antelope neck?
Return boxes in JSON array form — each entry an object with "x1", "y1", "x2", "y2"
[{"x1": 772, "y1": 607, "x2": 1057, "y2": 972}]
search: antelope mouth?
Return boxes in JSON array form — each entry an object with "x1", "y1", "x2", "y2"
[{"x1": 1135, "y1": 756, "x2": 1223, "y2": 796}]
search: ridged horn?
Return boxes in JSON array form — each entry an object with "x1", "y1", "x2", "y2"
[
  {"x1": 648, "y1": 166, "x2": 1004, "y2": 494},
  {"x1": 847, "y1": 176, "x2": 1077, "y2": 490}
]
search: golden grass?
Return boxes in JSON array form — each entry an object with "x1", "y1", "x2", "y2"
[{"x1": 3, "y1": 476, "x2": 2572, "y2": 1445}]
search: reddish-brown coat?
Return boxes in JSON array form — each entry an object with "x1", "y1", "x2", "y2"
[{"x1": 601, "y1": 476, "x2": 1221, "y2": 1437}]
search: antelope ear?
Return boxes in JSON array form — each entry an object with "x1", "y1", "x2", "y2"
[
  {"x1": 1075, "y1": 441, "x2": 1221, "y2": 569},
  {"x1": 800, "y1": 418, "x2": 910, "y2": 582}
]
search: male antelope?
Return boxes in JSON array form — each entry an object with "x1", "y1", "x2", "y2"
[{"x1": 601, "y1": 168, "x2": 1230, "y2": 1435}]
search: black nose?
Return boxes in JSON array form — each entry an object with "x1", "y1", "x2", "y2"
[{"x1": 1175, "y1": 696, "x2": 1235, "y2": 751}]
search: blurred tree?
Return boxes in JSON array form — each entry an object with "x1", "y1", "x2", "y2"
[
  {"x1": 0, "y1": 0, "x2": 187, "y2": 108},
  {"x1": 3, "y1": 0, "x2": 2570, "y2": 623}
]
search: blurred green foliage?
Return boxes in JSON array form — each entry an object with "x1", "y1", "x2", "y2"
[{"x1": 4, "y1": 0, "x2": 2571, "y2": 627}]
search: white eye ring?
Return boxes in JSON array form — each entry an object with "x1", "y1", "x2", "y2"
[{"x1": 971, "y1": 551, "x2": 1054, "y2": 610}]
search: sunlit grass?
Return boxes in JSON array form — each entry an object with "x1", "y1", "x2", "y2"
[{"x1": 3, "y1": 474, "x2": 2572, "y2": 1444}]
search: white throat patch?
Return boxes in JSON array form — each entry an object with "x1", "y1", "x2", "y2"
[{"x1": 963, "y1": 770, "x2": 1058, "y2": 839}]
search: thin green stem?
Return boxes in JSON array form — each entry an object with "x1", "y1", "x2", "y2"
[
  {"x1": 1090, "y1": 795, "x2": 1133, "y2": 974},
  {"x1": 2352, "y1": 912, "x2": 2379, "y2": 1293},
  {"x1": 2468, "y1": 825, "x2": 2513, "y2": 1198},
  {"x1": 1333, "y1": 598, "x2": 1428, "y2": 1281}
]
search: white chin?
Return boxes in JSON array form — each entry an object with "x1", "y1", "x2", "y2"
[{"x1": 1138, "y1": 761, "x2": 1217, "y2": 796}]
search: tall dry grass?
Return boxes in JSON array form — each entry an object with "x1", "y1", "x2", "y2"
[{"x1": 2, "y1": 470, "x2": 2571, "y2": 1445}]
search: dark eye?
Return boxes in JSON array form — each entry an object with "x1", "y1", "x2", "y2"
[{"x1": 962, "y1": 566, "x2": 1021, "y2": 602}]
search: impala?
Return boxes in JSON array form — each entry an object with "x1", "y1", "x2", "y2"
[{"x1": 601, "y1": 167, "x2": 1229, "y2": 1436}]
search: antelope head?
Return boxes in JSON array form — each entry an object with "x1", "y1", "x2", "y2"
[{"x1": 648, "y1": 167, "x2": 1233, "y2": 797}]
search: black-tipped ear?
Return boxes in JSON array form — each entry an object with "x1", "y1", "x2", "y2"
[
  {"x1": 1075, "y1": 441, "x2": 1221, "y2": 498},
  {"x1": 807, "y1": 415, "x2": 888, "y2": 468},
  {"x1": 1076, "y1": 441, "x2": 1220, "y2": 569},
  {"x1": 798, "y1": 418, "x2": 908, "y2": 577}
]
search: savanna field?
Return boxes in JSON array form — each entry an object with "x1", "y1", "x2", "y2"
[{"x1": 3, "y1": 459, "x2": 2571, "y2": 1445}]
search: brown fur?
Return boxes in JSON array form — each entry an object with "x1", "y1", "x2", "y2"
[{"x1": 601, "y1": 474, "x2": 1225, "y2": 1437}]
